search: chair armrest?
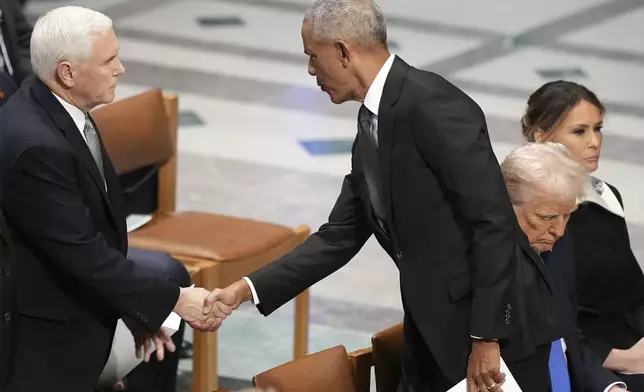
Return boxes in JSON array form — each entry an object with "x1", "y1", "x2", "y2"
[{"x1": 348, "y1": 347, "x2": 373, "y2": 392}]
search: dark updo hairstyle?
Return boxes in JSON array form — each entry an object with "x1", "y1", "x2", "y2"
[{"x1": 522, "y1": 80, "x2": 605, "y2": 142}]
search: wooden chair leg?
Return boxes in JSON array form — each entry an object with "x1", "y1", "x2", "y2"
[
  {"x1": 191, "y1": 329, "x2": 219, "y2": 392},
  {"x1": 293, "y1": 288, "x2": 310, "y2": 359}
]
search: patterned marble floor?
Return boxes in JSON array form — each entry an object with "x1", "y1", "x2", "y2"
[{"x1": 24, "y1": 0, "x2": 644, "y2": 390}]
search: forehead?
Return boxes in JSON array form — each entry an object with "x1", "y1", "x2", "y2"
[
  {"x1": 530, "y1": 197, "x2": 577, "y2": 215},
  {"x1": 560, "y1": 100, "x2": 603, "y2": 125}
]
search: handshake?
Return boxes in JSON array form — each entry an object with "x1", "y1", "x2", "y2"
[{"x1": 173, "y1": 280, "x2": 250, "y2": 332}]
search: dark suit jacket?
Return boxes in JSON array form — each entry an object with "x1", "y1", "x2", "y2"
[
  {"x1": 503, "y1": 231, "x2": 562, "y2": 366},
  {"x1": 545, "y1": 232, "x2": 621, "y2": 392},
  {"x1": 0, "y1": 0, "x2": 31, "y2": 85},
  {"x1": 569, "y1": 184, "x2": 644, "y2": 359},
  {"x1": 0, "y1": 78, "x2": 180, "y2": 392},
  {"x1": 248, "y1": 56, "x2": 520, "y2": 385}
]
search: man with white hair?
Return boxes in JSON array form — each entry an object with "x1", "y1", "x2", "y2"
[
  {"x1": 500, "y1": 142, "x2": 628, "y2": 392},
  {"x1": 205, "y1": 1, "x2": 531, "y2": 391},
  {"x1": 0, "y1": 6, "x2": 229, "y2": 391}
]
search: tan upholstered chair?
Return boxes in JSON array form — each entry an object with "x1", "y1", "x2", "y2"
[
  {"x1": 371, "y1": 323, "x2": 404, "y2": 392},
  {"x1": 253, "y1": 345, "x2": 372, "y2": 392},
  {"x1": 92, "y1": 89, "x2": 311, "y2": 392}
]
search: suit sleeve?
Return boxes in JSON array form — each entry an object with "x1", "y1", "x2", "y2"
[
  {"x1": 247, "y1": 169, "x2": 373, "y2": 316},
  {"x1": 410, "y1": 97, "x2": 517, "y2": 339},
  {"x1": 3, "y1": 144, "x2": 179, "y2": 331}
]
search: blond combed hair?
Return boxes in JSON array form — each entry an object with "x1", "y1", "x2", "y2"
[{"x1": 501, "y1": 142, "x2": 588, "y2": 205}]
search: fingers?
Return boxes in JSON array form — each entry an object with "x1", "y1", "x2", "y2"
[
  {"x1": 467, "y1": 378, "x2": 478, "y2": 392},
  {"x1": 215, "y1": 300, "x2": 233, "y2": 317},
  {"x1": 475, "y1": 375, "x2": 489, "y2": 392},
  {"x1": 143, "y1": 337, "x2": 152, "y2": 362},
  {"x1": 154, "y1": 335, "x2": 165, "y2": 362},
  {"x1": 202, "y1": 288, "x2": 221, "y2": 314}
]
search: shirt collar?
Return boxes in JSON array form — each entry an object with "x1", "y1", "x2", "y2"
[
  {"x1": 580, "y1": 176, "x2": 625, "y2": 218},
  {"x1": 363, "y1": 54, "x2": 396, "y2": 116},
  {"x1": 50, "y1": 90, "x2": 86, "y2": 134}
]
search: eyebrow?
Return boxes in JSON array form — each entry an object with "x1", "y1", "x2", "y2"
[{"x1": 568, "y1": 121, "x2": 603, "y2": 128}]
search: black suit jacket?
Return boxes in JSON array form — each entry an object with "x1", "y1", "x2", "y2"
[
  {"x1": 0, "y1": 78, "x2": 180, "y2": 392},
  {"x1": 503, "y1": 232, "x2": 562, "y2": 366},
  {"x1": 544, "y1": 232, "x2": 621, "y2": 392},
  {"x1": 248, "y1": 56, "x2": 520, "y2": 384},
  {"x1": 569, "y1": 184, "x2": 644, "y2": 360},
  {"x1": 0, "y1": 0, "x2": 31, "y2": 85}
]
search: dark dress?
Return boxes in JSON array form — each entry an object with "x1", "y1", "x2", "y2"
[{"x1": 568, "y1": 182, "x2": 644, "y2": 390}]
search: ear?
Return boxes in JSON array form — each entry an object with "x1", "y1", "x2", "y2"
[
  {"x1": 335, "y1": 40, "x2": 351, "y2": 68},
  {"x1": 533, "y1": 129, "x2": 546, "y2": 142},
  {"x1": 56, "y1": 61, "x2": 74, "y2": 88}
]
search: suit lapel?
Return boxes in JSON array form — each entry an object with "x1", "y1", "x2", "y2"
[
  {"x1": 377, "y1": 57, "x2": 409, "y2": 235},
  {"x1": 30, "y1": 79, "x2": 123, "y2": 243},
  {"x1": 519, "y1": 239, "x2": 555, "y2": 292}
]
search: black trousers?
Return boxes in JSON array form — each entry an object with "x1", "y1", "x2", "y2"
[{"x1": 122, "y1": 248, "x2": 192, "y2": 392}]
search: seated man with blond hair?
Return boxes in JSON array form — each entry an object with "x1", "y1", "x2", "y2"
[{"x1": 500, "y1": 142, "x2": 627, "y2": 392}]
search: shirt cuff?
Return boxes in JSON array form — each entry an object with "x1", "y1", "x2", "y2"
[
  {"x1": 242, "y1": 276, "x2": 260, "y2": 306},
  {"x1": 471, "y1": 335, "x2": 498, "y2": 341},
  {"x1": 603, "y1": 381, "x2": 627, "y2": 392}
]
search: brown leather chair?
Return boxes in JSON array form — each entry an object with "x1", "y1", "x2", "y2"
[
  {"x1": 253, "y1": 345, "x2": 372, "y2": 392},
  {"x1": 92, "y1": 89, "x2": 311, "y2": 392},
  {"x1": 371, "y1": 323, "x2": 404, "y2": 392}
]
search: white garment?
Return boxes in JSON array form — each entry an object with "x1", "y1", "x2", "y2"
[{"x1": 579, "y1": 177, "x2": 624, "y2": 218}]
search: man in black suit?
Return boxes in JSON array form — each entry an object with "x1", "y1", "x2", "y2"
[
  {"x1": 202, "y1": 1, "x2": 527, "y2": 391},
  {"x1": 499, "y1": 142, "x2": 627, "y2": 392},
  {"x1": 0, "y1": 0, "x2": 31, "y2": 107},
  {"x1": 0, "y1": 6, "x2": 228, "y2": 391}
]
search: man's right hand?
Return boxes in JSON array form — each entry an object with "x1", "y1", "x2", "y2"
[
  {"x1": 191, "y1": 279, "x2": 253, "y2": 330},
  {"x1": 173, "y1": 287, "x2": 233, "y2": 332},
  {"x1": 604, "y1": 338, "x2": 644, "y2": 373}
]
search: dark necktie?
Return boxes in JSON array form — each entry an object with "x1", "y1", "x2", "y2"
[
  {"x1": 83, "y1": 114, "x2": 106, "y2": 183},
  {"x1": 357, "y1": 104, "x2": 386, "y2": 226}
]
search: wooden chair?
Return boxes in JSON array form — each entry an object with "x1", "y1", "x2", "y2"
[
  {"x1": 371, "y1": 323, "x2": 404, "y2": 392},
  {"x1": 252, "y1": 345, "x2": 372, "y2": 392},
  {"x1": 92, "y1": 89, "x2": 311, "y2": 392}
]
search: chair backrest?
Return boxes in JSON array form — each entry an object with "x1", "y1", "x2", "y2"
[
  {"x1": 91, "y1": 89, "x2": 179, "y2": 216},
  {"x1": 253, "y1": 345, "x2": 356, "y2": 392},
  {"x1": 372, "y1": 323, "x2": 404, "y2": 392}
]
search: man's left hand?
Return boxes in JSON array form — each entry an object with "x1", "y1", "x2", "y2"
[
  {"x1": 467, "y1": 341, "x2": 505, "y2": 392},
  {"x1": 134, "y1": 328, "x2": 176, "y2": 362}
]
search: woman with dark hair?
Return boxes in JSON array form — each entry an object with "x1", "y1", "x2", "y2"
[{"x1": 523, "y1": 80, "x2": 644, "y2": 390}]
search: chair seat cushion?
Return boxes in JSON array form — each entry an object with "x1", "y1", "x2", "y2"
[{"x1": 129, "y1": 211, "x2": 296, "y2": 262}]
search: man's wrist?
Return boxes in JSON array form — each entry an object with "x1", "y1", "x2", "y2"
[{"x1": 230, "y1": 279, "x2": 253, "y2": 305}]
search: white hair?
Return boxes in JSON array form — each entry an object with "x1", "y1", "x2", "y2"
[
  {"x1": 30, "y1": 6, "x2": 113, "y2": 81},
  {"x1": 303, "y1": 0, "x2": 387, "y2": 47},
  {"x1": 501, "y1": 142, "x2": 588, "y2": 206}
]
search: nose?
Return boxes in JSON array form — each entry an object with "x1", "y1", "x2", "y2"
[
  {"x1": 116, "y1": 58, "x2": 126, "y2": 76},
  {"x1": 549, "y1": 217, "x2": 567, "y2": 239},
  {"x1": 588, "y1": 130, "x2": 601, "y2": 149},
  {"x1": 308, "y1": 60, "x2": 315, "y2": 76}
]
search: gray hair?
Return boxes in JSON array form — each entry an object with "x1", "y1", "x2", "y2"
[
  {"x1": 30, "y1": 6, "x2": 113, "y2": 81},
  {"x1": 303, "y1": 0, "x2": 387, "y2": 47},
  {"x1": 501, "y1": 142, "x2": 588, "y2": 205}
]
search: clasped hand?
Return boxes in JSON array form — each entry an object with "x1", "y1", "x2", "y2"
[{"x1": 174, "y1": 286, "x2": 240, "y2": 332}]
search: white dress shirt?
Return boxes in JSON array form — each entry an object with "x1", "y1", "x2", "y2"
[{"x1": 51, "y1": 91, "x2": 107, "y2": 189}]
